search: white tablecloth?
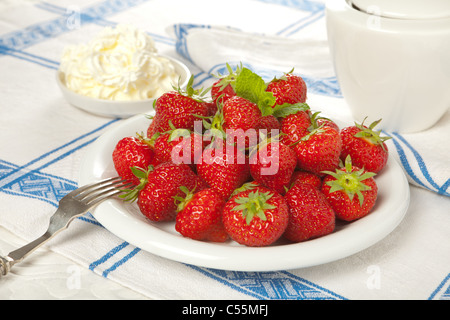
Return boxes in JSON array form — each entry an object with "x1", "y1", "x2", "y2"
[{"x1": 0, "y1": 0, "x2": 449, "y2": 300}]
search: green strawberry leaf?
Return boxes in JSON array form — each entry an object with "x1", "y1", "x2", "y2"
[
  {"x1": 231, "y1": 190, "x2": 276, "y2": 225},
  {"x1": 234, "y1": 67, "x2": 276, "y2": 116},
  {"x1": 322, "y1": 156, "x2": 376, "y2": 206},
  {"x1": 272, "y1": 102, "x2": 310, "y2": 118}
]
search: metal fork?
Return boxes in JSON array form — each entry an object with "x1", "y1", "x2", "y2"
[{"x1": 0, "y1": 176, "x2": 133, "y2": 278}]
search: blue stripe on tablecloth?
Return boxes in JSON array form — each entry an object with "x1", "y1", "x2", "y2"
[
  {"x1": 0, "y1": 118, "x2": 119, "y2": 209},
  {"x1": 88, "y1": 241, "x2": 141, "y2": 277},
  {"x1": 0, "y1": 0, "x2": 152, "y2": 62},
  {"x1": 89, "y1": 241, "x2": 129, "y2": 271},
  {"x1": 277, "y1": 9, "x2": 325, "y2": 37},
  {"x1": 0, "y1": 118, "x2": 119, "y2": 191},
  {"x1": 102, "y1": 247, "x2": 141, "y2": 277},
  {"x1": 386, "y1": 132, "x2": 449, "y2": 196},
  {"x1": 0, "y1": 0, "x2": 175, "y2": 70},
  {"x1": 0, "y1": 45, "x2": 59, "y2": 69},
  {"x1": 256, "y1": 0, "x2": 324, "y2": 12},
  {"x1": 428, "y1": 273, "x2": 450, "y2": 300},
  {"x1": 189, "y1": 266, "x2": 346, "y2": 300}
]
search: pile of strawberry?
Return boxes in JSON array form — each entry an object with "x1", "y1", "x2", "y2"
[{"x1": 112, "y1": 64, "x2": 391, "y2": 247}]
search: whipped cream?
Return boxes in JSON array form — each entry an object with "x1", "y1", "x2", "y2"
[{"x1": 59, "y1": 24, "x2": 180, "y2": 101}]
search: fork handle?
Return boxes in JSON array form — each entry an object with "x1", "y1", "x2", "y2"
[{"x1": 0, "y1": 231, "x2": 52, "y2": 278}]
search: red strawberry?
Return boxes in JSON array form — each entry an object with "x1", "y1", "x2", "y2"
[
  {"x1": 112, "y1": 135, "x2": 158, "y2": 185},
  {"x1": 249, "y1": 139, "x2": 297, "y2": 195},
  {"x1": 321, "y1": 155, "x2": 378, "y2": 221},
  {"x1": 279, "y1": 110, "x2": 311, "y2": 146},
  {"x1": 254, "y1": 115, "x2": 281, "y2": 132},
  {"x1": 230, "y1": 180, "x2": 261, "y2": 197},
  {"x1": 211, "y1": 80, "x2": 236, "y2": 106},
  {"x1": 153, "y1": 129, "x2": 205, "y2": 169},
  {"x1": 340, "y1": 118, "x2": 390, "y2": 173},
  {"x1": 210, "y1": 63, "x2": 240, "y2": 105},
  {"x1": 290, "y1": 170, "x2": 322, "y2": 189},
  {"x1": 153, "y1": 75, "x2": 209, "y2": 132},
  {"x1": 317, "y1": 117, "x2": 340, "y2": 133},
  {"x1": 284, "y1": 182, "x2": 335, "y2": 242},
  {"x1": 204, "y1": 101, "x2": 218, "y2": 117},
  {"x1": 196, "y1": 141, "x2": 250, "y2": 199},
  {"x1": 266, "y1": 71, "x2": 307, "y2": 107},
  {"x1": 222, "y1": 187, "x2": 289, "y2": 247},
  {"x1": 222, "y1": 96, "x2": 262, "y2": 148},
  {"x1": 292, "y1": 112, "x2": 342, "y2": 176},
  {"x1": 175, "y1": 187, "x2": 228, "y2": 242},
  {"x1": 123, "y1": 163, "x2": 205, "y2": 222},
  {"x1": 146, "y1": 117, "x2": 158, "y2": 138}
]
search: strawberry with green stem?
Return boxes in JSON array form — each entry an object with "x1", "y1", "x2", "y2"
[
  {"x1": 340, "y1": 118, "x2": 390, "y2": 173},
  {"x1": 121, "y1": 163, "x2": 206, "y2": 222},
  {"x1": 321, "y1": 155, "x2": 378, "y2": 221},
  {"x1": 152, "y1": 122, "x2": 205, "y2": 169},
  {"x1": 112, "y1": 134, "x2": 158, "y2": 185},
  {"x1": 222, "y1": 186, "x2": 289, "y2": 247},
  {"x1": 153, "y1": 75, "x2": 210, "y2": 133},
  {"x1": 291, "y1": 111, "x2": 342, "y2": 176},
  {"x1": 266, "y1": 69, "x2": 307, "y2": 107},
  {"x1": 211, "y1": 62, "x2": 241, "y2": 105}
]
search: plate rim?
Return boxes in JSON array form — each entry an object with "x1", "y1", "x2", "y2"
[{"x1": 79, "y1": 113, "x2": 410, "y2": 271}]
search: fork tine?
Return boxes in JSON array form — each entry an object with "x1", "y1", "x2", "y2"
[
  {"x1": 66, "y1": 177, "x2": 123, "y2": 199},
  {"x1": 82, "y1": 181, "x2": 135, "y2": 207},
  {"x1": 76, "y1": 178, "x2": 130, "y2": 200}
]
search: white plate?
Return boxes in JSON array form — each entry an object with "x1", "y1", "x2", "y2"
[
  {"x1": 79, "y1": 114, "x2": 410, "y2": 271},
  {"x1": 57, "y1": 55, "x2": 191, "y2": 119}
]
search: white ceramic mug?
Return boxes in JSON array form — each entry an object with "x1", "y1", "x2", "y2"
[{"x1": 326, "y1": 0, "x2": 450, "y2": 133}]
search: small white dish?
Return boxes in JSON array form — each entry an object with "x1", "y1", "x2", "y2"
[
  {"x1": 56, "y1": 55, "x2": 191, "y2": 118},
  {"x1": 79, "y1": 113, "x2": 410, "y2": 272}
]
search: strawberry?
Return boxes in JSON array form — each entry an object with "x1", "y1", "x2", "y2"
[
  {"x1": 222, "y1": 96, "x2": 262, "y2": 148},
  {"x1": 292, "y1": 112, "x2": 342, "y2": 176},
  {"x1": 290, "y1": 170, "x2": 322, "y2": 189},
  {"x1": 279, "y1": 110, "x2": 311, "y2": 146},
  {"x1": 284, "y1": 182, "x2": 335, "y2": 242},
  {"x1": 122, "y1": 163, "x2": 205, "y2": 222},
  {"x1": 321, "y1": 155, "x2": 378, "y2": 221},
  {"x1": 222, "y1": 187, "x2": 289, "y2": 247},
  {"x1": 340, "y1": 118, "x2": 390, "y2": 173},
  {"x1": 254, "y1": 115, "x2": 281, "y2": 133},
  {"x1": 266, "y1": 70, "x2": 307, "y2": 107},
  {"x1": 153, "y1": 129, "x2": 205, "y2": 169},
  {"x1": 204, "y1": 101, "x2": 218, "y2": 117},
  {"x1": 112, "y1": 135, "x2": 158, "y2": 185},
  {"x1": 210, "y1": 63, "x2": 240, "y2": 105},
  {"x1": 230, "y1": 180, "x2": 261, "y2": 197},
  {"x1": 249, "y1": 139, "x2": 297, "y2": 195},
  {"x1": 153, "y1": 75, "x2": 209, "y2": 132},
  {"x1": 175, "y1": 187, "x2": 228, "y2": 242},
  {"x1": 196, "y1": 140, "x2": 250, "y2": 199},
  {"x1": 146, "y1": 117, "x2": 158, "y2": 138}
]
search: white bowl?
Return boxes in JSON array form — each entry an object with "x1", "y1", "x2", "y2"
[
  {"x1": 56, "y1": 55, "x2": 191, "y2": 118},
  {"x1": 326, "y1": 0, "x2": 450, "y2": 133}
]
